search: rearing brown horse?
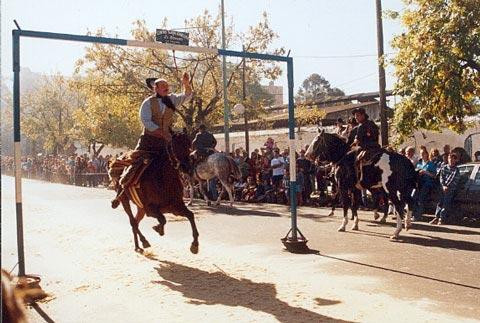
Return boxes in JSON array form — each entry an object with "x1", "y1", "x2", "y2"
[{"x1": 117, "y1": 132, "x2": 198, "y2": 253}]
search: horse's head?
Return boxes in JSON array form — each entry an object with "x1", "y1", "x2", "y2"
[
  {"x1": 171, "y1": 132, "x2": 192, "y2": 173},
  {"x1": 305, "y1": 129, "x2": 348, "y2": 163}
]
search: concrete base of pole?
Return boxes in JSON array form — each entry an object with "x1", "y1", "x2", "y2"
[{"x1": 281, "y1": 228, "x2": 310, "y2": 253}]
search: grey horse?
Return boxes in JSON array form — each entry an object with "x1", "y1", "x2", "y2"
[{"x1": 185, "y1": 152, "x2": 242, "y2": 207}]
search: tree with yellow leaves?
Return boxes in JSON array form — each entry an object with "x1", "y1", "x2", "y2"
[{"x1": 390, "y1": 0, "x2": 480, "y2": 142}]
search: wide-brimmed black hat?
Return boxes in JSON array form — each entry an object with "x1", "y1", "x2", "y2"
[
  {"x1": 351, "y1": 107, "x2": 366, "y2": 115},
  {"x1": 146, "y1": 78, "x2": 157, "y2": 90}
]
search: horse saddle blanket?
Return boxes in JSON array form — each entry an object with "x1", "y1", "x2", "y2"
[{"x1": 108, "y1": 150, "x2": 153, "y2": 188}]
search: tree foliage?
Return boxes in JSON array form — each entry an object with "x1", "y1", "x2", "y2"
[
  {"x1": 295, "y1": 103, "x2": 327, "y2": 128},
  {"x1": 296, "y1": 73, "x2": 345, "y2": 102},
  {"x1": 391, "y1": 0, "x2": 480, "y2": 142},
  {"x1": 74, "y1": 11, "x2": 284, "y2": 145},
  {"x1": 21, "y1": 74, "x2": 82, "y2": 154}
]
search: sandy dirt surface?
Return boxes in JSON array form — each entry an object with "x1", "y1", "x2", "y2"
[{"x1": 1, "y1": 176, "x2": 479, "y2": 323}]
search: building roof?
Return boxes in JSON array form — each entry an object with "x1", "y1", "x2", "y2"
[{"x1": 266, "y1": 89, "x2": 393, "y2": 111}]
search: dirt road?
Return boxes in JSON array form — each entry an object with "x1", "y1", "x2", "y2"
[{"x1": 1, "y1": 176, "x2": 479, "y2": 322}]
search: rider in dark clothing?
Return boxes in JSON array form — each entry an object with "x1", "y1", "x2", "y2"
[
  {"x1": 192, "y1": 124, "x2": 217, "y2": 158},
  {"x1": 348, "y1": 107, "x2": 380, "y2": 151}
]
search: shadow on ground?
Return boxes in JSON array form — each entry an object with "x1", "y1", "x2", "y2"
[
  {"x1": 345, "y1": 228, "x2": 480, "y2": 252},
  {"x1": 149, "y1": 259, "x2": 352, "y2": 323}
]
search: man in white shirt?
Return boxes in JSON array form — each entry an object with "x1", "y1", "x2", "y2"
[{"x1": 271, "y1": 148, "x2": 285, "y2": 187}]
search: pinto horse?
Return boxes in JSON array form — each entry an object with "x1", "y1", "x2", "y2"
[
  {"x1": 116, "y1": 132, "x2": 199, "y2": 253},
  {"x1": 306, "y1": 130, "x2": 417, "y2": 239}
]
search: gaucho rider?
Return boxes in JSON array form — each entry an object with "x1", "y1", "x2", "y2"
[
  {"x1": 347, "y1": 107, "x2": 380, "y2": 159},
  {"x1": 346, "y1": 107, "x2": 381, "y2": 191},
  {"x1": 111, "y1": 73, "x2": 192, "y2": 207},
  {"x1": 191, "y1": 124, "x2": 217, "y2": 161}
]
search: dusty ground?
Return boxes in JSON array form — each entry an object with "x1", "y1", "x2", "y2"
[{"x1": 1, "y1": 176, "x2": 479, "y2": 323}]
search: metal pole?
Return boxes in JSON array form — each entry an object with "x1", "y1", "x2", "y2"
[
  {"x1": 375, "y1": 0, "x2": 388, "y2": 146},
  {"x1": 242, "y1": 45, "x2": 249, "y2": 155},
  {"x1": 13, "y1": 30, "x2": 26, "y2": 276},
  {"x1": 287, "y1": 58, "x2": 297, "y2": 240},
  {"x1": 221, "y1": 0, "x2": 230, "y2": 153}
]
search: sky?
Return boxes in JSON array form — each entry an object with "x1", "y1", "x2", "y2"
[{"x1": 1, "y1": 0, "x2": 405, "y2": 100}]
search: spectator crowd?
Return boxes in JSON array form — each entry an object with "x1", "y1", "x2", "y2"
[
  {"x1": 3, "y1": 130, "x2": 480, "y2": 224},
  {"x1": 1, "y1": 153, "x2": 111, "y2": 187}
]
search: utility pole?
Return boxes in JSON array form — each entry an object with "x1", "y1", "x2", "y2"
[
  {"x1": 375, "y1": 0, "x2": 388, "y2": 146},
  {"x1": 242, "y1": 45, "x2": 249, "y2": 155},
  {"x1": 221, "y1": 0, "x2": 230, "y2": 153}
]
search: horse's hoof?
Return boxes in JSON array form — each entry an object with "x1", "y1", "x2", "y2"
[
  {"x1": 379, "y1": 217, "x2": 387, "y2": 224},
  {"x1": 152, "y1": 224, "x2": 165, "y2": 236},
  {"x1": 351, "y1": 225, "x2": 359, "y2": 231},
  {"x1": 374, "y1": 212, "x2": 380, "y2": 220},
  {"x1": 111, "y1": 199, "x2": 120, "y2": 209},
  {"x1": 215, "y1": 201, "x2": 221, "y2": 206},
  {"x1": 389, "y1": 235, "x2": 400, "y2": 241},
  {"x1": 337, "y1": 227, "x2": 346, "y2": 232},
  {"x1": 327, "y1": 211, "x2": 334, "y2": 217},
  {"x1": 135, "y1": 247, "x2": 144, "y2": 253},
  {"x1": 190, "y1": 243, "x2": 199, "y2": 254},
  {"x1": 142, "y1": 240, "x2": 151, "y2": 249},
  {"x1": 207, "y1": 201, "x2": 211, "y2": 206}
]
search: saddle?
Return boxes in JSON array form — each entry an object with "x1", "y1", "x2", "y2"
[{"x1": 108, "y1": 150, "x2": 155, "y2": 208}]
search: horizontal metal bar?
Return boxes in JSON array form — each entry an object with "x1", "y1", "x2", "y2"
[
  {"x1": 16, "y1": 29, "x2": 218, "y2": 54},
  {"x1": 15, "y1": 30, "x2": 288, "y2": 61},
  {"x1": 17, "y1": 29, "x2": 128, "y2": 46},
  {"x1": 218, "y1": 48, "x2": 288, "y2": 62}
]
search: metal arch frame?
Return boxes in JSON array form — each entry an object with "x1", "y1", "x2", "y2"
[{"x1": 12, "y1": 28, "x2": 303, "y2": 275}]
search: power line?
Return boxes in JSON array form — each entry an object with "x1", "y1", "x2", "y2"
[{"x1": 334, "y1": 72, "x2": 377, "y2": 88}]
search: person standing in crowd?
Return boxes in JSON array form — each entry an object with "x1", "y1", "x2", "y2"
[
  {"x1": 441, "y1": 144, "x2": 451, "y2": 160},
  {"x1": 430, "y1": 148, "x2": 442, "y2": 167},
  {"x1": 270, "y1": 148, "x2": 285, "y2": 188},
  {"x1": 430, "y1": 152, "x2": 460, "y2": 225},
  {"x1": 406, "y1": 146, "x2": 418, "y2": 165},
  {"x1": 412, "y1": 148, "x2": 437, "y2": 221},
  {"x1": 474, "y1": 150, "x2": 480, "y2": 162},
  {"x1": 297, "y1": 149, "x2": 313, "y2": 204}
]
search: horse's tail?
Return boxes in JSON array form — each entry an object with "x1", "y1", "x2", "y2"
[{"x1": 227, "y1": 157, "x2": 242, "y2": 180}]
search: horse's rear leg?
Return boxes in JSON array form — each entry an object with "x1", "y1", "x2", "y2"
[
  {"x1": 401, "y1": 189, "x2": 415, "y2": 231},
  {"x1": 215, "y1": 183, "x2": 226, "y2": 206},
  {"x1": 219, "y1": 179, "x2": 234, "y2": 207},
  {"x1": 198, "y1": 180, "x2": 211, "y2": 206},
  {"x1": 173, "y1": 205, "x2": 199, "y2": 254},
  {"x1": 145, "y1": 205, "x2": 166, "y2": 236},
  {"x1": 389, "y1": 191, "x2": 403, "y2": 240}
]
